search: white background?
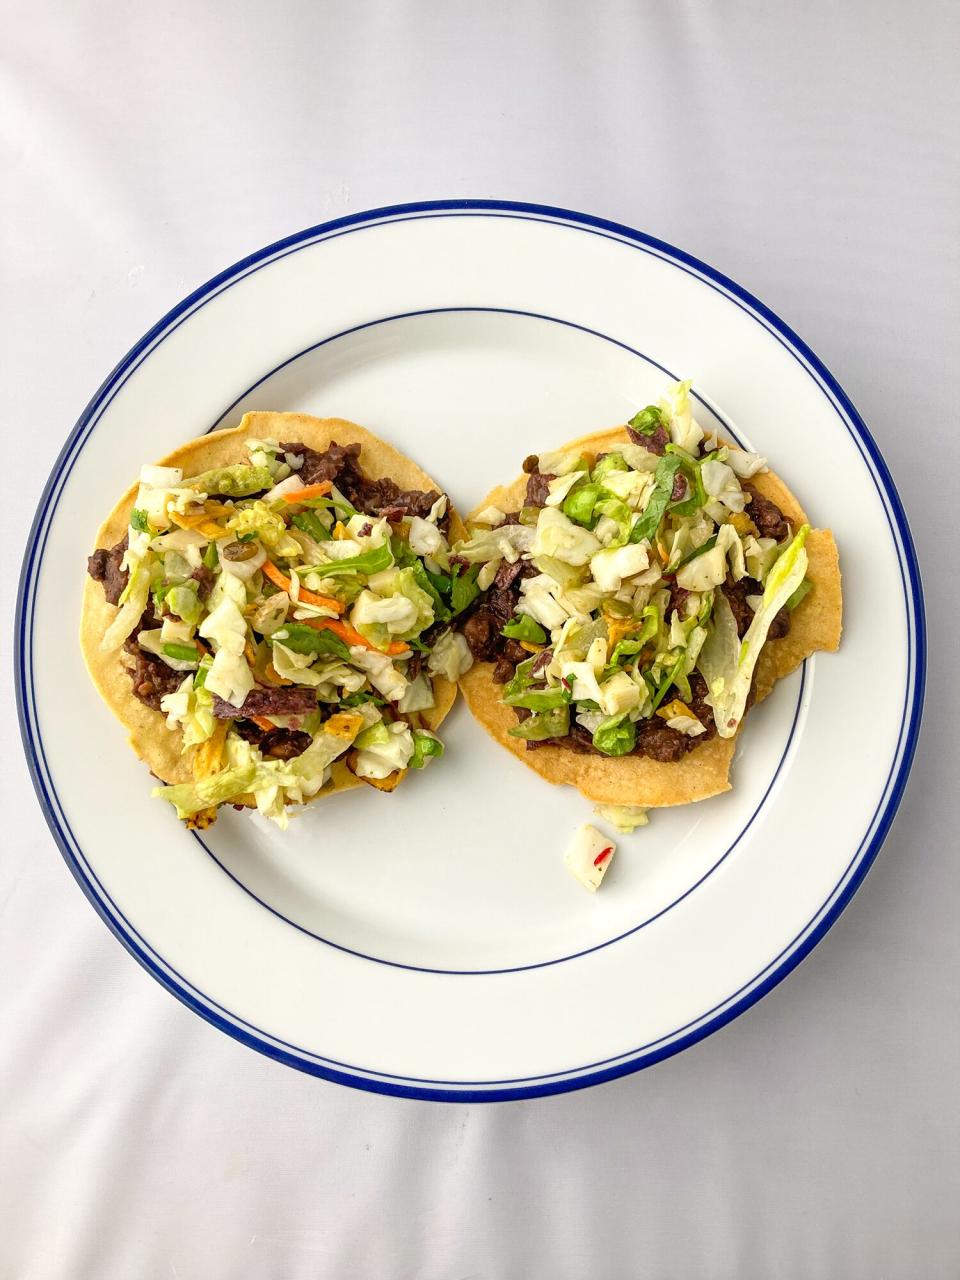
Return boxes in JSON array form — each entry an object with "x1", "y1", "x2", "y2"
[{"x1": 2, "y1": 2, "x2": 957, "y2": 1276}]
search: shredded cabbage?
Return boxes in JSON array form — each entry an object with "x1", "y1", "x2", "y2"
[
  {"x1": 659, "y1": 379, "x2": 704, "y2": 455},
  {"x1": 590, "y1": 542, "x2": 650, "y2": 591},
  {"x1": 397, "y1": 673, "x2": 436, "y2": 712},
  {"x1": 353, "y1": 721, "x2": 415, "y2": 779},
  {"x1": 701, "y1": 526, "x2": 809, "y2": 736},
  {"x1": 100, "y1": 564, "x2": 151, "y2": 652},
  {"x1": 456, "y1": 523, "x2": 535, "y2": 565},
  {"x1": 531, "y1": 507, "x2": 600, "y2": 566},
  {"x1": 198, "y1": 592, "x2": 254, "y2": 707},
  {"x1": 348, "y1": 646, "x2": 408, "y2": 702},
  {"x1": 427, "y1": 630, "x2": 473, "y2": 683}
]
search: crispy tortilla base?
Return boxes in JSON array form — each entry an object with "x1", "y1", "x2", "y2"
[
  {"x1": 80, "y1": 413, "x2": 464, "y2": 803},
  {"x1": 458, "y1": 426, "x2": 842, "y2": 807}
]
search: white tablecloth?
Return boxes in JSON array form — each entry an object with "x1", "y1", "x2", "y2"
[{"x1": 3, "y1": 2, "x2": 957, "y2": 1275}]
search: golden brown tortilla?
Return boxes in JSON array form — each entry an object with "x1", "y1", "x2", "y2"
[
  {"x1": 458, "y1": 426, "x2": 842, "y2": 807},
  {"x1": 80, "y1": 413, "x2": 464, "y2": 802}
]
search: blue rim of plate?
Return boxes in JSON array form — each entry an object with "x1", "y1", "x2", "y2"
[{"x1": 14, "y1": 200, "x2": 926, "y2": 1102}]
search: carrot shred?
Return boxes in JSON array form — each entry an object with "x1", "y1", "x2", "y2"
[
  {"x1": 250, "y1": 715, "x2": 275, "y2": 732},
  {"x1": 280, "y1": 481, "x2": 332, "y2": 503},
  {"x1": 300, "y1": 615, "x2": 409, "y2": 656},
  {"x1": 261, "y1": 559, "x2": 342, "y2": 613}
]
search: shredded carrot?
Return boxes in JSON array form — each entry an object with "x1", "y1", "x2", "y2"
[
  {"x1": 300, "y1": 615, "x2": 409, "y2": 656},
  {"x1": 261, "y1": 560, "x2": 343, "y2": 613},
  {"x1": 243, "y1": 640, "x2": 258, "y2": 667},
  {"x1": 280, "y1": 481, "x2": 332, "y2": 504},
  {"x1": 250, "y1": 714, "x2": 275, "y2": 732}
]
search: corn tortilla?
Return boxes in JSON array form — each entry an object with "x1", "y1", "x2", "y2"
[
  {"x1": 458, "y1": 426, "x2": 842, "y2": 807},
  {"x1": 80, "y1": 413, "x2": 463, "y2": 803}
]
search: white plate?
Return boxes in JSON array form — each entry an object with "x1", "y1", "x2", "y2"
[{"x1": 16, "y1": 202, "x2": 924, "y2": 1100}]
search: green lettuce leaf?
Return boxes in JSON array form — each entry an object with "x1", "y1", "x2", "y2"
[
  {"x1": 629, "y1": 455, "x2": 683, "y2": 544},
  {"x1": 701, "y1": 525, "x2": 810, "y2": 737},
  {"x1": 272, "y1": 622, "x2": 351, "y2": 660},
  {"x1": 449, "y1": 564, "x2": 481, "y2": 615},
  {"x1": 627, "y1": 405, "x2": 663, "y2": 436},
  {"x1": 592, "y1": 712, "x2": 636, "y2": 756},
  {"x1": 501, "y1": 615, "x2": 547, "y2": 644},
  {"x1": 314, "y1": 543, "x2": 394, "y2": 578},
  {"x1": 507, "y1": 705, "x2": 570, "y2": 740},
  {"x1": 409, "y1": 731, "x2": 444, "y2": 769}
]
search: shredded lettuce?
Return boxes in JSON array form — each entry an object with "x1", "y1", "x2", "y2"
[
  {"x1": 501, "y1": 656, "x2": 536, "y2": 700},
  {"x1": 629, "y1": 455, "x2": 683, "y2": 544},
  {"x1": 592, "y1": 452, "x2": 628, "y2": 479},
  {"x1": 408, "y1": 516, "x2": 445, "y2": 556},
  {"x1": 453, "y1": 523, "x2": 535, "y2": 565},
  {"x1": 348, "y1": 646, "x2": 408, "y2": 702},
  {"x1": 166, "y1": 582, "x2": 203, "y2": 625},
  {"x1": 507, "y1": 704, "x2": 570, "y2": 740},
  {"x1": 267, "y1": 641, "x2": 324, "y2": 686},
  {"x1": 562, "y1": 482, "x2": 602, "y2": 528},
  {"x1": 590, "y1": 541, "x2": 650, "y2": 591},
  {"x1": 504, "y1": 680, "x2": 570, "y2": 711},
  {"x1": 273, "y1": 622, "x2": 350, "y2": 660},
  {"x1": 592, "y1": 712, "x2": 636, "y2": 756},
  {"x1": 409, "y1": 730, "x2": 444, "y2": 769},
  {"x1": 314, "y1": 542, "x2": 394, "y2": 578},
  {"x1": 99, "y1": 563, "x2": 151, "y2": 652},
  {"x1": 198, "y1": 591, "x2": 254, "y2": 707},
  {"x1": 352, "y1": 720, "x2": 414, "y2": 779},
  {"x1": 659, "y1": 379, "x2": 704, "y2": 455},
  {"x1": 291, "y1": 509, "x2": 331, "y2": 542},
  {"x1": 153, "y1": 726, "x2": 355, "y2": 823},
  {"x1": 450, "y1": 565, "x2": 481, "y2": 615},
  {"x1": 786, "y1": 579, "x2": 812, "y2": 611},
  {"x1": 153, "y1": 762, "x2": 258, "y2": 817},
  {"x1": 675, "y1": 543, "x2": 726, "y2": 591},
  {"x1": 226, "y1": 501, "x2": 299, "y2": 557},
  {"x1": 531, "y1": 507, "x2": 601, "y2": 566},
  {"x1": 627, "y1": 405, "x2": 663, "y2": 437},
  {"x1": 701, "y1": 526, "x2": 810, "y2": 736},
  {"x1": 426, "y1": 630, "x2": 473, "y2": 682},
  {"x1": 501, "y1": 614, "x2": 547, "y2": 644},
  {"x1": 397, "y1": 673, "x2": 436, "y2": 712},
  {"x1": 350, "y1": 567, "x2": 435, "y2": 648}
]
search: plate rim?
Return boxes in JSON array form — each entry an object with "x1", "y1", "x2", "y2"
[{"x1": 15, "y1": 199, "x2": 927, "y2": 1101}]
